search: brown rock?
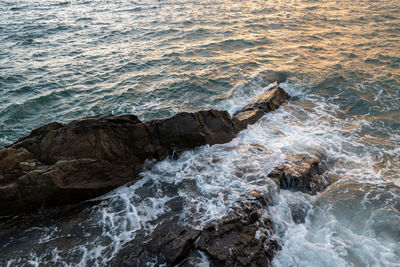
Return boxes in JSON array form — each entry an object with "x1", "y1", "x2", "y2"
[
  {"x1": 112, "y1": 191, "x2": 279, "y2": 267},
  {"x1": 233, "y1": 109, "x2": 265, "y2": 131},
  {"x1": 233, "y1": 86, "x2": 290, "y2": 130},
  {"x1": 268, "y1": 155, "x2": 329, "y2": 195},
  {"x1": 196, "y1": 197, "x2": 279, "y2": 266},
  {"x1": 0, "y1": 88, "x2": 290, "y2": 216}
]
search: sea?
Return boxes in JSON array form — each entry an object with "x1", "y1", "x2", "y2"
[{"x1": 0, "y1": 0, "x2": 399, "y2": 266}]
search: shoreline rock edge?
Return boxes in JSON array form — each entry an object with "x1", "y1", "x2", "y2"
[{"x1": 0, "y1": 86, "x2": 289, "y2": 216}]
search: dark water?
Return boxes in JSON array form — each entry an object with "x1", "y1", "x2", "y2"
[{"x1": 0, "y1": 0, "x2": 399, "y2": 266}]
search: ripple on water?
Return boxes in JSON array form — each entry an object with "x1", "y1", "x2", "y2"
[
  {"x1": 0, "y1": 0, "x2": 399, "y2": 265},
  {"x1": 1, "y1": 79, "x2": 399, "y2": 265}
]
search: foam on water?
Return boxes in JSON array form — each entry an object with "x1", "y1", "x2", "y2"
[
  {"x1": 1, "y1": 75, "x2": 399, "y2": 266},
  {"x1": 268, "y1": 82, "x2": 400, "y2": 266},
  {"x1": 1, "y1": 0, "x2": 399, "y2": 264},
  {"x1": 273, "y1": 181, "x2": 400, "y2": 267}
]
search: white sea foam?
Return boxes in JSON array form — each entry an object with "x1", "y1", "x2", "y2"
[
  {"x1": 2, "y1": 75, "x2": 399, "y2": 266},
  {"x1": 272, "y1": 182, "x2": 400, "y2": 267},
  {"x1": 0, "y1": 136, "x2": 10, "y2": 147}
]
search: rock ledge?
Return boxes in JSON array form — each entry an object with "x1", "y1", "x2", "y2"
[{"x1": 0, "y1": 86, "x2": 289, "y2": 216}]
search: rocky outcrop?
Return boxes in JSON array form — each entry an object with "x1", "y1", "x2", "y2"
[
  {"x1": 112, "y1": 191, "x2": 278, "y2": 267},
  {"x1": 0, "y1": 86, "x2": 290, "y2": 216},
  {"x1": 111, "y1": 152, "x2": 332, "y2": 266},
  {"x1": 194, "y1": 192, "x2": 279, "y2": 267},
  {"x1": 0, "y1": 80, "x2": 339, "y2": 266},
  {"x1": 268, "y1": 154, "x2": 329, "y2": 195},
  {"x1": 0, "y1": 152, "x2": 331, "y2": 266},
  {"x1": 233, "y1": 86, "x2": 290, "y2": 130},
  {"x1": 111, "y1": 155, "x2": 331, "y2": 267},
  {"x1": 0, "y1": 111, "x2": 237, "y2": 216}
]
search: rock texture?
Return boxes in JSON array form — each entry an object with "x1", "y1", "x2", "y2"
[
  {"x1": 112, "y1": 191, "x2": 278, "y2": 267},
  {"x1": 0, "y1": 82, "x2": 340, "y2": 267},
  {"x1": 268, "y1": 154, "x2": 329, "y2": 195},
  {"x1": 194, "y1": 193, "x2": 279, "y2": 267},
  {"x1": 0, "y1": 153, "x2": 331, "y2": 266},
  {"x1": 233, "y1": 86, "x2": 290, "y2": 130},
  {"x1": 0, "y1": 86, "x2": 289, "y2": 216},
  {"x1": 110, "y1": 155, "x2": 331, "y2": 267}
]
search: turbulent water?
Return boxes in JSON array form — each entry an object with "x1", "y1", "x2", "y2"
[{"x1": 0, "y1": 0, "x2": 399, "y2": 266}]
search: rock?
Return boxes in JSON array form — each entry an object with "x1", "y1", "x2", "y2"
[
  {"x1": 0, "y1": 111, "x2": 236, "y2": 216},
  {"x1": 196, "y1": 197, "x2": 279, "y2": 266},
  {"x1": 233, "y1": 86, "x2": 290, "y2": 130},
  {"x1": 233, "y1": 109, "x2": 265, "y2": 131},
  {"x1": 148, "y1": 109, "x2": 237, "y2": 157},
  {"x1": 0, "y1": 147, "x2": 34, "y2": 177},
  {"x1": 268, "y1": 154, "x2": 329, "y2": 195},
  {"x1": 0, "y1": 87, "x2": 290, "y2": 216},
  {"x1": 19, "y1": 160, "x2": 36, "y2": 172},
  {"x1": 114, "y1": 217, "x2": 202, "y2": 266},
  {"x1": 112, "y1": 191, "x2": 279, "y2": 267}
]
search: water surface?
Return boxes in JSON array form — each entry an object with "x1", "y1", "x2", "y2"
[{"x1": 0, "y1": 0, "x2": 399, "y2": 266}]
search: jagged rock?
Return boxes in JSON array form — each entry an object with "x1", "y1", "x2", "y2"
[
  {"x1": 195, "y1": 196, "x2": 279, "y2": 266},
  {"x1": 233, "y1": 109, "x2": 265, "y2": 131},
  {"x1": 0, "y1": 86, "x2": 289, "y2": 216},
  {"x1": 233, "y1": 86, "x2": 290, "y2": 130},
  {"x1": 0, "y1": 111, "x2": 236, "y2": 216},
  {"x1": 268, "y1": 154, "x2": 329, "y2": 195},
  {"x1": 114, "y1": 218, "x2": 202, "y2": 267},
  {"x1": 112, "y1": 191, "x2": 279, "y2": 267}
]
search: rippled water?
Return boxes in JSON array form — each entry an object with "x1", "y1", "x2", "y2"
[{"x1": 0, "y1": 0, "x2": 399, "y2": 266}]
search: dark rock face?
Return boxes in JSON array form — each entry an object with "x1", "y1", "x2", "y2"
[
  {"x1": 233, "y1": 86, "x2": 290, "y2": 130},
  {"x1": 0, "y1": 86, "x2": 289, "y2": 216},
  {"x1": 0, "y1": 153, "x2": 331, "y2": 266},
  {"x1": 195, "y1": 192, "x2": 279, "y2": 267},
  {"x1": 0, "y1": 111, "x2": 236, "y2": 216},
  {"x1": 0, "y1": 82, "x2": 340, "y2": 267},
  {"x1": 112, "y1": 158, "x2": 332, "y2": 267},
  {"x1": 114, "y1": 218, "x2": 201, "y2": 267},
  {"x1": 268, "y1": 155, "x2": 329, "y2": 195},
  {"x1": 112, "y1": 191, "x2": 279, "y2": 267}
]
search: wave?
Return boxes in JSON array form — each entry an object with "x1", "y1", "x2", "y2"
[{"x1": 1, "y1": 75, "x2": 399, "y2": 266}]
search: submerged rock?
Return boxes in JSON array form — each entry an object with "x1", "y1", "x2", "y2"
[
  {"x1": 0, "y1": 86, "x2": 289, "y2": 216},
  {"x1": 260, "y1": 71, "x2": 289, "y2": 85}
]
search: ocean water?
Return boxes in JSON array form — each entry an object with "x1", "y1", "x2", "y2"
[{"x1": 0, "y1": 0, "x2": 399, "y2": 266}]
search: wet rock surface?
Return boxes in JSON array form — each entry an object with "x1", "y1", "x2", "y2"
[
  {"x1": 0, "y1": 86, "x2": 289, "y2": 216},
  {"x1": 0, "y1": 152, "x2": 331, "y2": 266},
  {"x1": 110, "y1": 154, "x2": 331, "y2": 267},
  {"x1": 112, "y1": 191, "x2": 279, "y2": 267},
  {"x1": 233, "y1": 86, "x2": 290, "y2": 131},
  {"x1": 268, "y1": 154, "x2": 329, "y2": 195},
  {"x1": 111, "y1": 152, "x2": 332, "y2": 267},
  {"x1": 195, "y1": 193, "x2": 279, "y2": 267},
  {"x1": 0, "y1": 83, "x2": 338, "y2": 266}
]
